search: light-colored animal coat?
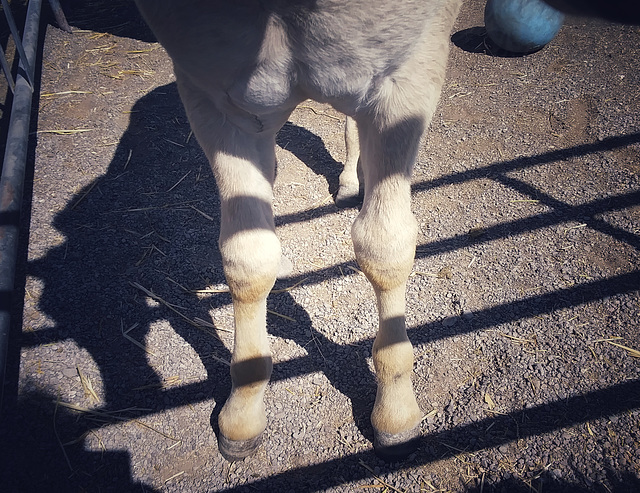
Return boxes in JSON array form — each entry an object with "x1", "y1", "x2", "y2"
[{"x1": 134, "y1": 0, "x2": 463, "y2": 461}]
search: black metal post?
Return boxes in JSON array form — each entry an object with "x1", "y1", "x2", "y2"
[{"x1": 0, "y1": 0, "x2": 43, "y2": 407}]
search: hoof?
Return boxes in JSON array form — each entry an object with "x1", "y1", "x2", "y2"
[
  {"x1": 373, "y1": 426, "x2": 420, "y2": 462},
  {"x1": 218, "y1": 432, "x2": 262, "y2": 462},
  {"x1": 335, "y1": 186, "x2": 362, "y2": 208},
  {"x1": 277, "y1": 255, "x2": 294, "y2": 279}
]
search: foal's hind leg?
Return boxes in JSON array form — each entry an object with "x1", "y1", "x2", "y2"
[
  {"x1": 336, "y1": 116, "x2": 363, "y2": 207},
  {"x1": 177, "y1": 79, "x2": 286, "y2": 461}
]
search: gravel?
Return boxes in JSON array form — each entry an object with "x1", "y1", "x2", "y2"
[{"x1": 1, "y1": 1, "x2": 639, "y2": 492}]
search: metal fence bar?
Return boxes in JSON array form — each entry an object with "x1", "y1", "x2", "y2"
[
  {"x1": 47, "y1": 0, "x2": 71, "y2": 32},
  {"x1": 1, "y1": 0, "x2": 33, "y2": 89},
  {"x1": 0, "y1": 0, "x2": 43, "y2": 407},
  {"x1": 0, "y1": 43, "x2": 15, "y2": 93}
]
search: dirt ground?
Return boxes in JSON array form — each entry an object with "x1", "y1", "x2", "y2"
[{"x1": 1, "y1": 1, "x2": 639, "y2": 492}]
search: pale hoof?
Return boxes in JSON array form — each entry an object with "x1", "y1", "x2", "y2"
[
  {"x1": 277, "y1": 255, "x2": 294, "y2": 279},
  {"x1": 373, "y1": 425, "x2": 420, "y2": 462},
  {"x1": 335, "y1": 185, "x2": 362, "y2": 208},
  {"x1": 218, "y1": 432, "x2": 263, "y2": 462}
]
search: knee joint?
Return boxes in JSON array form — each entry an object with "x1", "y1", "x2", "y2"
[
  {"x1": 221, "y1": 230, "x2": 281, "y2": 303},
  {"x1": 351, "y1": 209, "x2": 417, "y2": 292}
]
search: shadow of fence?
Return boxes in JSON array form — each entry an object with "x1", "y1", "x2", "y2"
[
  {"x1": 5, "y1": 78, "x2": 639, "y2": 489},
  {"x1": 1, "y1": 1, "x2": 639, "y2": 489}
]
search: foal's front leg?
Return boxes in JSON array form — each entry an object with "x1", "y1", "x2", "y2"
[
  {"x1": 351, "y1": 116, "x2": 424, "y2": 461},
  {"x1": 215, "y1": 140, "x2": 281, "y2": 461},
  {"x1": 177, "y1": 80, "x2": 283, "y2": 461},
  {"x1": 215, "y1": 172, "x2": 280, "y2": 461},
  {"x1": 350, "y1": 2, "x2": 459, "y2": 460}
]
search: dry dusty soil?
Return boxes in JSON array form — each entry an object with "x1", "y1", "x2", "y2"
[{"x1": 1, "y1": 1, "x2": 639, "y2": 492}]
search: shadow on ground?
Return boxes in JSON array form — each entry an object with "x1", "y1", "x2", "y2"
[
  {"x1": 0, "y1": 74, "x2": 637, "y2": 490},
  {"x1": 0, "y1": 2, "x2": 638, "y2": 491}
]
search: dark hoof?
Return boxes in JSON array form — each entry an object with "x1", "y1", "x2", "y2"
[
  {"x1": 218, "y1": 432, "x2": 262, "y2": 462},
  {"x1": 335, "y1": 186, "x2": 362, "y2": 208},
  {"x1": 373, "y1": 426, "x2": 420, "y2": 462}
]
